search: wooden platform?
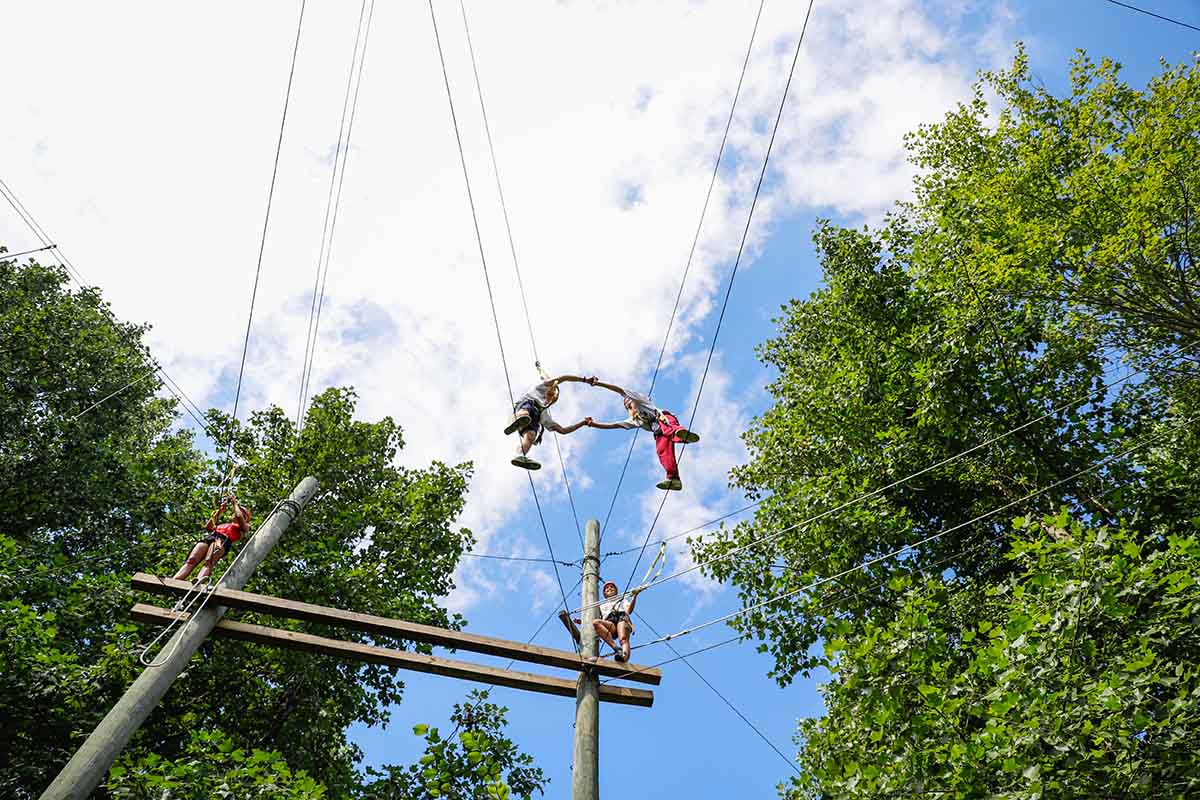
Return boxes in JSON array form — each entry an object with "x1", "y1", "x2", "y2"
[
  {"x1": 131, "y1": 573, "x2": 660, "y2": 686},
  {"x1": 132, "y1": 604, "x2": 653, "y2": 707}
]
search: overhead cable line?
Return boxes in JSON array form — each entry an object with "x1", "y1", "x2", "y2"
[
  {"x1": 66, "y1": 369, "x2": 158, "y2": 423},
  {"x1": 598, "y1": 0, "x2": 769, "y2": 544},
  {"x1": 458, "y1": 0, "x2": 584, "y2": 549},
  {"x1": 457, "y1": 0, "x2": 538, "y2": 367},
  {"x1": 603, "y1": 530, "x2": 1011, "y2": 687},
  {"x1": 600, "y1": 338, "x2": 1200, "y2": 561},
  {"x1": 427, "y1": 0, "x2": 574, "y2": 635},
  {"x1": 0, "y1": 175, "x2": 86, "y2": 286},
  {"x1": 297, "y1": 0, "x2": 377, "y2": 428},
  {"x1": 157, "y1": 368, "x2": 220, "y2": 439},
  {"x1": 462, "y1": 551, "x2": 578, "y2": 567},
  {"x1": 625, "y1": 410, "x2": 1196, "y2": 654},
  {"x1": 0, "y1": 243, "x2": 57, "y2": 260},
  {"x1": 296, "y1": 0, "x2": 369, "y2": 427},
  {"x1": 624, "y1": 0, "x2": 817, "y2": 593},
  {"x1": 635, "y1": 610, "x2": 799, "y2": 773},
  {"x1": 231, "y1": 0, "x2": 308, "y2": 441},
  {"x1": 0, "y1": 175, "x2": 224, "y2": 445},
  {"x1": 602, "y1": 500, "x2": 762, "y2": 561},
  {"x1": 1101, "y1": 0, "x2": 1200, "y2": 32}
]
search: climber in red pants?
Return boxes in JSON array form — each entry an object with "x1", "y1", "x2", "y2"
[{"x1": 583, "y1": 377, "x2": 699, "y2": 491}]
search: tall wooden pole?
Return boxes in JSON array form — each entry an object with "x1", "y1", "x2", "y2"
[
  {"x1": 573, "y1": 519, "x2": 600, "y2": 800},
  {"x1": 39, "y1": 476, "x2": 320, "y2": 800}
]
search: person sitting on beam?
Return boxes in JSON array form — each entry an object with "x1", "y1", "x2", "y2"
[{"x1": 595, "y1": 580, "x2": 642, "y2": 662}]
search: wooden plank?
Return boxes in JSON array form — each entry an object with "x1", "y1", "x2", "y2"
[
  {"x1": 131, "y1": 604, "x2": 653, "y2": 708},
  {"x1": 557, "y1": 610, "x2": 582, "y2": 646},
  {"x1": 131, "y1": 573, "x2": 661, "y2": 686}
]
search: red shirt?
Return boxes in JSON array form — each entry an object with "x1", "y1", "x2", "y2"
[{"x1": 213, "y1": 521, "x2": 245, "y2": 543}]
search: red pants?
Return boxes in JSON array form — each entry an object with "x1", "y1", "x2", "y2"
[{"x1": 654, "y1": 411, "x2": 683, "y2": 480}]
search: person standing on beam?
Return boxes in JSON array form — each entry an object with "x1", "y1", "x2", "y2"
[
  {"x1": 583, "y1": 376, "x2": 700, "y2": 491},
  {"x1": 504, "y1": 371, "x2": 591, "y2": 470}
]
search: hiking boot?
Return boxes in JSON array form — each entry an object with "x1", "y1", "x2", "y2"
[
  {"x1": 656, "y1": 478, "x2": 683, "y2": 491},
  {"x1": 504, "y1": 413, "x2": 532, "y2": 436},
  {"x1": 511, "y1": 455, "x2": 542, "y2": 470}
]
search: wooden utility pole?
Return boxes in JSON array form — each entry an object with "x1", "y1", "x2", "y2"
[
  {"x1": 573, "y1": 519, "x2": 601, "y2": 800},
  {"x1": 39, "y1": 476, "x2": 320, "y2": 800}
]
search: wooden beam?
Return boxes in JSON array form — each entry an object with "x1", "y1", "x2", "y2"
[
  {"x1": 131, "y1": 573, "x2": 661, "y2": 686},
  {"x1": 557, "y1": 610, "x2": 582, "y2": 646},
  {"x1": 131, "y1": 604, "x2": 653, "y2": 707}
]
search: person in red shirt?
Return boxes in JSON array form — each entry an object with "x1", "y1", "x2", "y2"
[{"x1": 172, "y1": 495, "x2": 253, "y2": 581}]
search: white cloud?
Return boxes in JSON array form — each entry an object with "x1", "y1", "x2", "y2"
[{"x1": 0, "y1": 0, "x2": 1017, "y2": 614}]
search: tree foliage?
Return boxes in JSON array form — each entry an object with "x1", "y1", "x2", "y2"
[
  {"x1": 106, "y1": 730, "x2": 326, "y2": 800},
  {"x1": 361, "y1": 690, "x2": 548, "y2": 800},
  {"x1": 790, "y1": 516, "x2": 1200, "y2": 799},
  {"x1": 0, "y1": 254, "x2": 203, "y2": 550}
]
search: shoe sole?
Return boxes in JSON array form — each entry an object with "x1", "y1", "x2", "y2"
[
  {"x1": 504, "y1": 416, "x2": 532, "y2": 436},
  {"x1": 676, "y1": 431, "x2": 700, "y2": 444},
  {"x1": 511, "y1": 459, "x2": 542, "y2": 471}
]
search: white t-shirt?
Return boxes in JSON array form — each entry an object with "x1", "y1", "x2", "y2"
[
  {"x1": 599, "y1": 389, "x2": 659, "y2": 432},
  {"x1": 599, "y1": 595, "x2": 630, "y2": 618},
  {"x1": 520, "y1": 380, "x2": 556, "y2": 408},
  {"x1": 538, "y1": 406, "x2": 559, "y2": 432}
]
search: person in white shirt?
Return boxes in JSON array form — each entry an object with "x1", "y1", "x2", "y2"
[
  {"x1": 503, "y1": 373, "x2": 590, "y2": 470},
  {"x1": 595, "y1": 580, "x2": 642, "y2": 662},
  {"x1": 582, "y1": 377, "x2": 700, "y2": 491}
]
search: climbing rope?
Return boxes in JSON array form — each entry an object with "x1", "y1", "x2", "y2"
[
  {"x1": 598, "y1": 0, "x2": 769, "y2": 545},
  {"x1": 230, "y1": 0, "x2": 308, "y2": 448},
  {"x1": 296, "y1": 0, "x2": 376, "y2": 428},
  {"x1": 622, "y1": 0, "x2": 818, "y2": 594},
  {"x1": 427, "y1": 0, "x2": 575, "y2": 636}
]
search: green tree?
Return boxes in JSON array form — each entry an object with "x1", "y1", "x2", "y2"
[
  {"x1": 789, "y1": 514, "x2": 1200, "y2": 799},
  {"x1": 0, "y1": 254, "x2": 204, "y2": 553},
  {"x1": 906, "y1": 47, "x2": 1200, "y2": 359},
  {"x1": 106, "y1": 730, "x2": 326, "y2": 800},
  {"x1": 360, "y1": 690, "x2": 548, "y2": 800},
  {"x1": 1, "y1": 257, "x2": 208, "y2": 797}
]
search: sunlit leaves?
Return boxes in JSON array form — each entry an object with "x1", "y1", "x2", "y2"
[{"x1": 361, "y1": 691, "x2": 547, "y2": 800}]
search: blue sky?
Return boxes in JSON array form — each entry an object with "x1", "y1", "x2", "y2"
[{"x1": 2, "y1": 0, "x2": 1197, "y2": 796}]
